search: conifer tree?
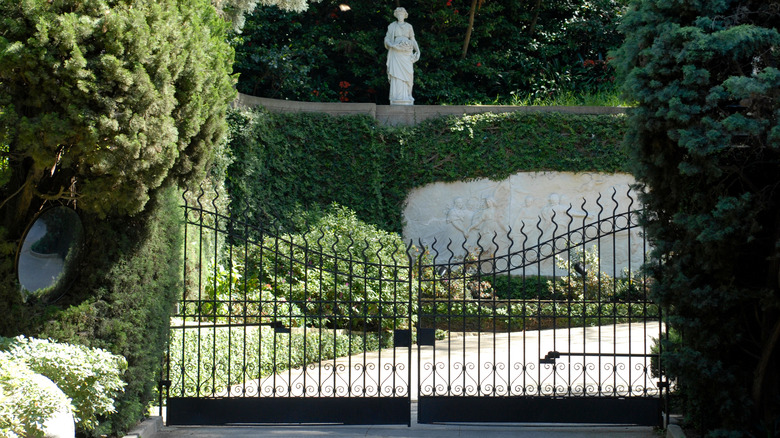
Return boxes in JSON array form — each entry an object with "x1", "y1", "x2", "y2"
[
  {"x1": 0, "y1": 0, "x2": 236, "y2": 227},
  {"x1": 617, "y1": 0, "x2": 779, "y2": 432}
]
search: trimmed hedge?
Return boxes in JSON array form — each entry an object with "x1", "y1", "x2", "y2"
[
  {"x1": 0, "y1": 185, "x2": 183, "y2": 436},
  {"x1": 227, "y1": 108, "x2": 630, "y2": 233}
]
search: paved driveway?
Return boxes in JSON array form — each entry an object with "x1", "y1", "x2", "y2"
[{"x1": 220, "y1": 322, "x2": 662, "y2": 400}]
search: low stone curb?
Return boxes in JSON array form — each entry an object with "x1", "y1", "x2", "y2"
[
  {"x1": 122, "y1": 416, "x2": 162, "y2": 438},
  {"x1": 666, "y1": 424, "x2": 685, "y2": 438}
]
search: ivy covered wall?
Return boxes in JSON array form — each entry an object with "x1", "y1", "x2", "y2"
[{"x1": 226, "y1": 108, "x2": 630, "y2": 232}]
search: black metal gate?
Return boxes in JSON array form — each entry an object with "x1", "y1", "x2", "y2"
[
  {"x1": 415, "y1": 191, "x2": 666, "y2": 425},
  {"x1": 162, "y1": 189, "x2": 667, "y2": 426},
  {"x1": 163, "y1": 192, "x2": 414, "y2": 425}
]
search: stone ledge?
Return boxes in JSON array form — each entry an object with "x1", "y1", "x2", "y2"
[
  {"x1": 667, "y1": 424, "x2": 686, "y2": 438},
  {"x1": 233, "y1": 93, "x2": 628, "y2": 126},
  {"x1": 122, "y1": 416, "x2": 162, "y2": 438}
]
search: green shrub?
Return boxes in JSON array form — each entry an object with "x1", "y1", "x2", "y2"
[
  {"x1": 196, "y1": 263, "x2": 305, "y2": 326},
  {"x1": 414, "y1": 247, "x2": 656, "y2": 332},
  {"x1": 547, "y1": 245, "x2": 647, "y2": 302},
  {"x1": 0, "y1": 353, "x2": 72, "y2": 438},
  {"x1": 202, "y1": 204, "x2": 414, "y2": 332},
  {"x1": 419, "y1": 299, "x2": 658, "y2": 332},
  {"x1": 0, "y1": 336, "x2": 127, "y2": 433},
  {"x1": 168, "y1": 325, "x2": 389, "y2": 398},
  {"x1": 4, "y1": 185, "x2": 186, "y2": 435},
  {"x1": 491, "y1": 276, "x2": 554, "y2": 300}
]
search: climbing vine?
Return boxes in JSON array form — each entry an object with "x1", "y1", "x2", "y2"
[{"x1": 227, "y1": 108, "x2": 630, "y2": 232}]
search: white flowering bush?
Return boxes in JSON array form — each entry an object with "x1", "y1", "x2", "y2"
[
  {"x1": 0, "y1": 336, "x2": 127, "y2": 433},
  {"x1": 0, "y1": 352, "x2": 72, "y2": 438}
]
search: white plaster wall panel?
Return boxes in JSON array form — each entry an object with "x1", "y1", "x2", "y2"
[{"x1": 402, "y1": 172, "x2": 645, "y2": 277}]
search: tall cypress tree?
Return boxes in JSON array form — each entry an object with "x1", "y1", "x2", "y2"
[{"x1": 616, "y1": 0, "x2": 779, "y2": 433}]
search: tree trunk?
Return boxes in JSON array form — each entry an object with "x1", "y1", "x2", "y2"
[
  {"x1": 460, "y1": 0, "x2": 478, "y2": 59},
  {"x1": 752, "y1": 213, "x2": 780, "y2": 422},
  {"x1": 528, "y1": 0, "x2": 542, "y2": 37},
  {"x1": 752, "y1": 317, "x2": 780, "y2": 423}
]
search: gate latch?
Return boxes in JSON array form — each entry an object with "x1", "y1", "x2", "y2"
[{"x1": 540, "y1": 351, "x2": 561, "y2": 364}]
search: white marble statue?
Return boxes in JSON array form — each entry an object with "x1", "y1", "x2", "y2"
[{"x1": 385, "y1": 7, "x2": 420, "y2": 105}]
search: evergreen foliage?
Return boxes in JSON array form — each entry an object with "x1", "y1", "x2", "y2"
[
  {"x1": 0, "y1": 0, "x2": 236, "y2": 433},
  {"x1": 226, "y1": 108, "x2": 630, "y2": 233},
  {"x1": 213, "y1": 0, "x2": 322, "y2": 32},
  {"x1": 0, "y1": 0, "x2": 235, "y2": 224},
  {"x1": 0, "y1": 186, "x2": 185, "y2": 435},
  {"x1": 616, "y1": 0, "x2": 780, "y2": 433}
]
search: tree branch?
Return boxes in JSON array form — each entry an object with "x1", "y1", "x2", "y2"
[
  {"x1": 460, "y1": 0, "x2": 478, "y2": 59},
  {"x1": 528, "y1": 0, "x2": 542, "y2": 37},
  {"x1": 0, "y1": 178, "x2": 30, "y2": 212},
  {"x1": 34, "y1": 186, "x2": 79, "y2": 201}
]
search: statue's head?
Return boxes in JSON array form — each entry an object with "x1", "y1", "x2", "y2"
[{"x1": 394, "y1": 7, "x2": 408, "y2": 20}]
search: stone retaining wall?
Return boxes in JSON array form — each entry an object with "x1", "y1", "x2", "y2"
[{"x1": 234, "y1": 93, "x2": 627, "y2": 126}]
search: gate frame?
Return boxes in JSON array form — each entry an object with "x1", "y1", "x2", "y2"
[
  {"x1": 162, "y1": 190, "x2": 415, "y2": 426},
  {"x1": 412, "y1": 191, "x2": 668, "y2": 426},
  {"x1": 161, "y1": 189, "x2": 668, "y2": 427}
]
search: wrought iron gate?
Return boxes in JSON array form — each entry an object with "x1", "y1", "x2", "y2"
[
  {"x1": 162, "y1": 188, "x2": 667, "y2": 426},
  {"x1": 163, "y1": 192, "x2": 414, "y2": 425},
  {"x1": 414, "y1": 191, "x2": 666, "y2": 425}
]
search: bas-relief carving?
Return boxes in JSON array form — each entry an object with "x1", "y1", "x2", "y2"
[{"x1": 403, "y1": 172, "x2": 645, "y2": 276}]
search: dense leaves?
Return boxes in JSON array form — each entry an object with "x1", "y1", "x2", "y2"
[
  {"x1": 0, "y1": 186, "x2": 184, "y2": 435},
  {"x1": 0, "y1": 1, "x2": 237, "y2": 433},
  {"x1": 616, "y1": 0, "x2": 780, "y2": 433},
  {"x1": 0, "y1": 336, "x2": 127, "y2": 434},
  {"x1": 0, "y1": 355, "x2": 72, "y2": 438},
  {"x1": 0, "y1": 0, "x2": 235, "y2": 222},
  {"x1": 232, "y1": 0, "x2": 628, "y2": 104}
]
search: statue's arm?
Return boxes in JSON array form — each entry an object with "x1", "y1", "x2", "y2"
[
  {"x1": 384, "y1": 24, "x2": 395, "y2": 50},
  {"x1": 410, "y1": 27, "x2": 421, "y2": 60}
]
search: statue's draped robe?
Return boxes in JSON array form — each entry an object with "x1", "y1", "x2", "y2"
[{"x1": 385, "y1": 21, "x2": 418, "y2": 103}]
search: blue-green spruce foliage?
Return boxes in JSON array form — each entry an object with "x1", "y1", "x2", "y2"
[{"x1": 616, "y1": 0, "x2": 779, "y2": 433}]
